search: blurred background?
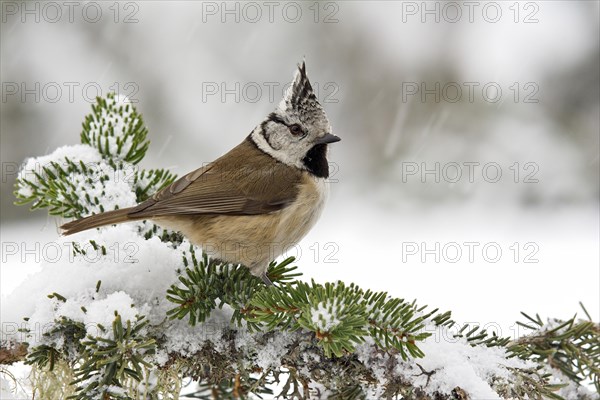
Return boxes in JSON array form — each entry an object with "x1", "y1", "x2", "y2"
[{"x1": 1, "y1": 1, "x2": 599, "y2": 336}]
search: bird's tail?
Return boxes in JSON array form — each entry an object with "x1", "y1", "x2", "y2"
[{"x1": 61, "y1": 207, "x2": 139, "y2": 235}]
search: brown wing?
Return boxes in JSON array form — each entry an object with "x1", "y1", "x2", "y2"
[{"x1": 128, "y1": 138, "x2": 301, "y2": 218}]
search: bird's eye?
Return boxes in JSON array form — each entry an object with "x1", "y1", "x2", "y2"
[{"x1": 288, "y1": 124, "x2": 304, "y2": 137}]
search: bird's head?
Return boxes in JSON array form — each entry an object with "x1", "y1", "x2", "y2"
[{"x1": 251, "y1": 62, "x2": 340, "y2": 178}]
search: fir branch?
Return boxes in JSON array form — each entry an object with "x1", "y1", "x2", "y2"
[
  {"x1": 133, "y1": 168, "x2": 177, "y2": 202},
  {"x1": 507, "y1": 308, "x2": 600, "y2": 392},
  {"x1": 81, "y1": 93, "x2": 150, "y2": 166},
  {"x1": 6, "y1": 93, "x2": 599, "y2": 399},
  {"x1": 14, "y1": 92, "x2": 176, "y2": 230},
  {"x1": 167, "y1": 254, "x2": 444, "y2": 360},
  {"x1": 14, "y1": 158, "x2": 93, "y2": 218},
  {"x1": 166, "y1": 246, "x2": 301, "y2": 328},
  {"x1": 69, "y1": 313, "x2": 155, "y2": 400}
]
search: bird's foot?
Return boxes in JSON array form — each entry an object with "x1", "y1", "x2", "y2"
[{"x1": 260, "y1": 272, "x2": 274, "y2": 286}]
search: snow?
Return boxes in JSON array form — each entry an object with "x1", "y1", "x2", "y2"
[
  {"x1": 2, "y1": 175, "x2": 598, "y2": 397},
  {"x1": 253, "y1": 333, "x2": 295, "y2": 371},
  {"x1": 16, "y1": 144, "x2": 102, "y2": 198},
  {"x1": 408, "y1": 328, "x2": 527, "y2": 398},
  {"x1": 1, "y1": 221, "x2": 184, "y2": 348},
  {"x1": 81, "y1": 292, "x2": 143, "y2": 338},
  {"x1": 16, "y1": 144, "x2": 138, "y2": 215},
  {"x1": 355, "y1": 331, "x2": 533, "y2": 400},
  {"x1": 2, "y1": 175, "x2": 598, "y2": 398},
  {"x1": 554, "y1": 371, "x2": 600, "y2": 399},
  {"x1": 7, "y1": 140, "x2": 230, "y2": 362},
  {"x1": 161, "y1": 307, "x2": 233, "y2": 357},
  {"x1": 0, "y1": 375, "x2": 29, "y2": 399},
  {"x1": 310, "y1": 299, "x2": 341, "y2": 331}
]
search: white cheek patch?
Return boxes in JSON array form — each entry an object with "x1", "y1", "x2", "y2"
[{"x1": 251, "y1": 128, "x2": 304, "y2": 170}]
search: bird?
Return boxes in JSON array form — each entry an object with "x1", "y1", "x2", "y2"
[{"x1": 61, "y1": 62, "x2": 340, "y2": 285}]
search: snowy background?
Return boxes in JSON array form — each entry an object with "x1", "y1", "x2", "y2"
[{"x1": 1, "y1": 0, "x2": 599, "y2": 395}]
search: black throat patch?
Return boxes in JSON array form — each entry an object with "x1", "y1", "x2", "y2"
[{"x1": 302, "y1": 144, "x2": 329, "y2": 178}]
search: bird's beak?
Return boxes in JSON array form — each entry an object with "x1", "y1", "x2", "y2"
[{"x1": 315, "y1": 133, "x2": 341, "y2": 145}]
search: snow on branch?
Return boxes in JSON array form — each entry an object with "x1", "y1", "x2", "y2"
[{"x1": 1, "y1": 93, "x2": 598, "y2": 399}]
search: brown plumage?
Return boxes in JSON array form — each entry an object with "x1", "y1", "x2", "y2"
[{"x1": 62, "y1": 136, "x2": 304, "y2": 230}]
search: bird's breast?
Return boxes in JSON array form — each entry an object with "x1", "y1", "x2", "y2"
[{"x1": 274, "y1": 173, "x2": 329, "y2": 247}]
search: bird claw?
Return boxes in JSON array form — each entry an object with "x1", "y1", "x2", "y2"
[{"x1": 260, "y1": 272, "x2": 274, "y2": 286}]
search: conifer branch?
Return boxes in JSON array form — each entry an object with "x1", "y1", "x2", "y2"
[
  {"x1": 3, "y1": 93, "x2": 598, "y2": 399},
  {"x1": 80, "y1": 93, "x2": 149, "y2": 167}
]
